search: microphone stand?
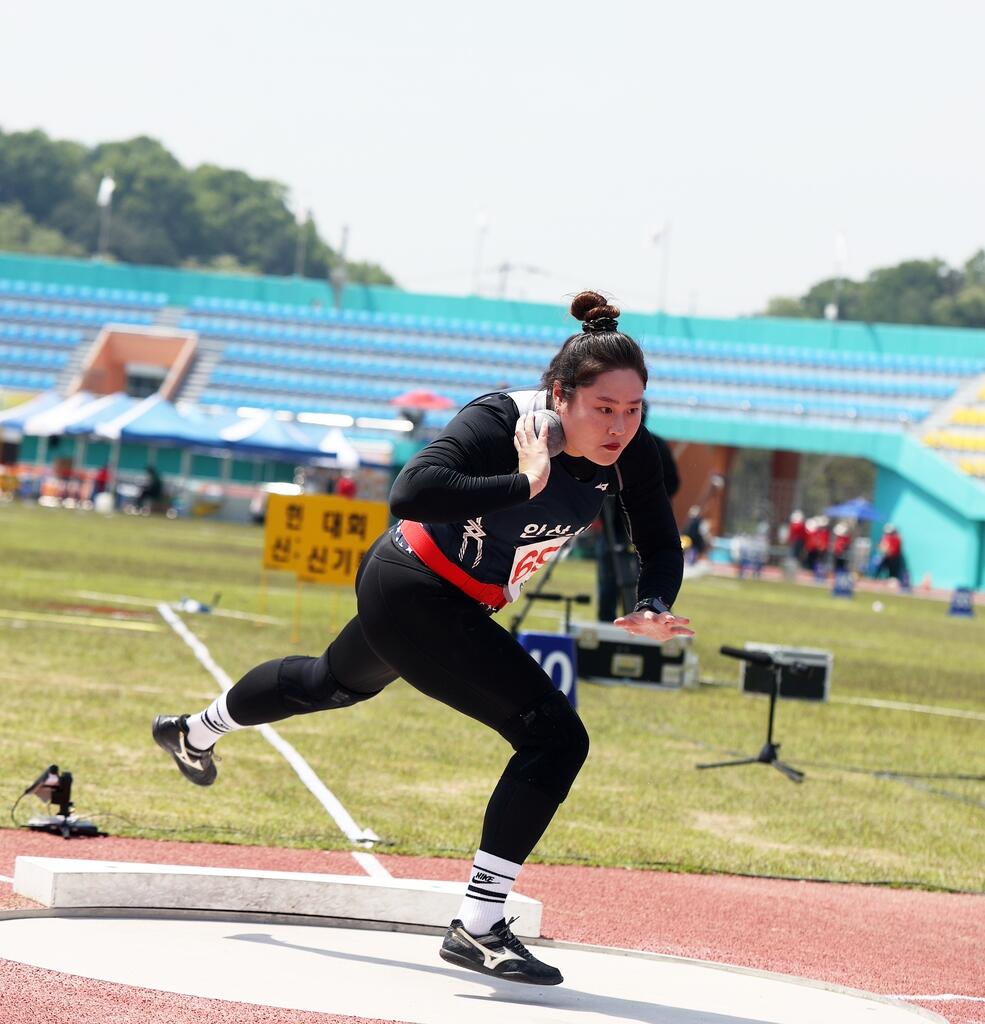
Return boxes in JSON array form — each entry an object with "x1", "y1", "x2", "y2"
[{"x1": 697, "y1": 645, "x2": 805, "y2": 783}]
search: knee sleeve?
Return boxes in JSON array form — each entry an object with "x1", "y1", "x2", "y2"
[
  {"x1": 497, "y1": 690, "x2": 590, "y2": 803},
  {"x1": 277, "y1": 653, "x2": 378, "y2": 714}
]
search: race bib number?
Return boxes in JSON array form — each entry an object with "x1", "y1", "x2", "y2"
[{"x1": 505, "y1": 537, "x2": 571, "y2": 602}]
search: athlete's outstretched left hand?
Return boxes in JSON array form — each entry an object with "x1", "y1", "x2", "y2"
[{"x1": 613, "y1": 608, "x2": 695, "y2": 641}]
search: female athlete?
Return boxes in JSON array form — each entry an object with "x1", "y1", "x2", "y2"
[{"x1": 153, "y1": 289, "x2": 693, "y2": 986}]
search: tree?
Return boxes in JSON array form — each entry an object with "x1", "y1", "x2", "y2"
[
  {"x1": 0, "y1": 127, "x2": 396, "y2": 285},
  {"x1": 0, "y1": 202, "x2": 84, "y2": 257},
  {"x1": 345, "y1": 260, "x2": 396, "y2": 286},
  {"x1": 932, "y1": 286, "x2": 985, "y2": 328},
  {"x1": 189, "y1": 165, "x2": 290, "y2": 271},
  {"x1": 0, "y1": 129, "x2": 86, "y2": 225},
  {"x1": 800, "y1": 278, "x2": 863, "y2": 321},
  {"x1": 763, "y1": 251, "x2": 985, "y2": 328},
  {"x1": 856, "y1": 259, "x2": 958, "y2": 325},
  {"x1": 963, "y1": 249, "x2": 985, "y2": 288},
  {"x1": 89, "y1": 136, "x2": 201, "y2": 262},
  {"x1": 764, "y1": 296, "x2": 808, "y2": 318}
]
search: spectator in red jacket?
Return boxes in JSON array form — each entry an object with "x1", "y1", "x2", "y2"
[
  {"x1": 804, "y1": 516, "x2": 830, "y2": 573},
  {"x1": 335, "y1": 473, "x2": 357, "y2": 499},
  {"x1": 787, "y1": 510, "x2": 807, "y2": 565},
  {"x1": 832, "y1": 522, "x2": 853, "y2": 572},
  {"x1": 875, "y1": 524, "x2": 905, "y2": 581}
]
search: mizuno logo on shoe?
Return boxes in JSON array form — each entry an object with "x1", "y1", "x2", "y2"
[
  {"x1": 177, "y1": 733, "x2": 206, "y2": 769},
  {"x1": 595, "y1": 483, "x2": 609, "y2": 490},
  {"x1": 457, "y1": 928, "x2": 524, "y2": 970},
  {"x1": 472, "y1": 872, "x2": 496, "y2": 884}
]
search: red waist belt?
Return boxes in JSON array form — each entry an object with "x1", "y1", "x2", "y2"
[{"x1": 398, "y1": 520, "x2": 507, "y2": 611}]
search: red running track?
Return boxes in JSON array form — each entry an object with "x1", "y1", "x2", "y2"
[{"x1": 0, "y1": 829, "x2": 981, "y2": 1024}]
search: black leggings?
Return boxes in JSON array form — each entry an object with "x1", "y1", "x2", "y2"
[{"x1": 225, "y1": 530, "x2": 590, "y2": 863}]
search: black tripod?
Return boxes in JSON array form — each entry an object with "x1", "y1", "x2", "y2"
[
  {"x1": 599, "y1": 497, "x2": 638, "y2": 619},
  {"x1": 697, "y1": 645, "x2": 805, "y2": 783},
  {"x1": 23, "y1": 767, "x2": 100, "y2": 838}
]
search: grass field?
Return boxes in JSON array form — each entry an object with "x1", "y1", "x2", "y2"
[{"x1": 1, "y1": 502, "x2": 983, "y2": 892}]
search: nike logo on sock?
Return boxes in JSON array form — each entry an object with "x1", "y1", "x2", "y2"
[{"x1": 472, "y1": 872, "x2": 497, "y2": 884}]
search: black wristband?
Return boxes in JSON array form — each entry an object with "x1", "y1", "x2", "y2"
[{"x1": 634, "y1": 597, "x2": 671, "y2": 615}]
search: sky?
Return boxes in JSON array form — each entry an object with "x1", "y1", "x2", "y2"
[{"x1": 2, "y1": 0, "x2": 983, "y2": 319}]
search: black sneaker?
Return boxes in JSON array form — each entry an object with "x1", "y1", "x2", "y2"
[
  {"x1": 439, "y1": 917, "x2": 563, "y2": 986},
  {"x1": 152, "y1": 714, "x2": 218, "y2": 786}
]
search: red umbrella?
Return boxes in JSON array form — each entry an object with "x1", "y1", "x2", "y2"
[{"x1": 390, "y1": 389, "x2": 456, "y2": 411}]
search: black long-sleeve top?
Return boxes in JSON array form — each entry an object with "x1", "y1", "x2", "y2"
[{"x1": 390, "y1": 391, "x2": 683, "y2": 609}]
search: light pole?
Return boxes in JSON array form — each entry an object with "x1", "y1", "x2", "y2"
[
  {"x1": 826, "y1": 231, "x2": 849, "y2": 321},
  {"x1": 472, "y1": 212, "x2": 489, "y2": 297},
  {"x1": 96, "y1": 174, "x2": 116, "y2": 259},
  {"x1": 329, "y1": 224, "x2": 349, "y2": 310},
  {"x1": 654, "y1": 221, "x2": 672, "y2": 335},
  {"x1": 293, "y1": 204, "x2": 310, "y2": 278},
  {"x1": 497, "y1": 262, "x2": 548, "y2": 300}
]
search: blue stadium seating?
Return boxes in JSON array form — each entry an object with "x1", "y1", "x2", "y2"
[
  {"x1": 0, "y1": 298, "x2": 154, "y2": 328},
  {"x1": 0, "y1": 346, "x2": 69, "y2": 370},
  {"x1": 640, "y1": 335, "x2": 984, "y2": 377},
  {"x1": 1, "y1": 273, "x2": 974, "y2": 433},
  {"x1": 0, "y1": 368, "x2": 57, "y2": 390},
  {"x1": 0, "y1": 278, "x2": 166, "y2": 309},
  {"x1": 0, "y1": 324, "x2": 83, "y2": 347}
]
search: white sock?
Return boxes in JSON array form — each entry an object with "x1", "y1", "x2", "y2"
[
  {"x1": 185, "y1": 692, "x2": 244, "y2": 750},
  {"x1": 456, "y1": 850, "x2": 522, "y2": 935}
]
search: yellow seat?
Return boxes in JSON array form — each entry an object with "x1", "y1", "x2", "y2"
[
  {"x1": 926, "y1": 431, "x2": 985, "y2": 451},
  {"x1": 950, "y1": 408, "x2": 985, "y2": 426},
  {"x1": 958, "y1": 457, "x2": 985, "y2": 477}
]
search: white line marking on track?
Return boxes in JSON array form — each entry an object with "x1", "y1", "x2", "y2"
[
  {"x1": 351, "y1": 851, "x2": 391, "y2": 878},
  {"x1": 75, "y1": 591, "x2": 161, "y2": 606},
  {"x1": 0, "y1": 608, "x2": 163, "y2": 632},
  {"x1": 157, "y1": 603, "x2": 380, "y2": 848},
  {"x1": 76, "y1": 591, "x2": 283, "y2": 624},
  {"x1": 896, "y1": 995, "x2": 985, "y2": 1003},
  {"x1": 0, "y1": 874, "x2": 13, "y2": 884},
  {"x1": 832, "y1": 696, "x2": 985, "y2": 721}
]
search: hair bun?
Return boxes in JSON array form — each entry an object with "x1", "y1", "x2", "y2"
[{"x1": 570, "y1": 290, "x2": 620, "y2": 332}]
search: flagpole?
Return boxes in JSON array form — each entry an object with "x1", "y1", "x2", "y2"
[
  {"x1": 96, "y1": 175, "x2": 116, "y2": 259},
  {"x1": 658, "y1": 222, "x2": 672, "y2": 337}
]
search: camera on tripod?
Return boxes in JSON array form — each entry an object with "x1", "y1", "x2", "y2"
[{"x1": 22, "y1": 765, "x2": 99, "y2": 838}]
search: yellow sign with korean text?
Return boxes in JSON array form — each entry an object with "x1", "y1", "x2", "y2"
[{"x1": 262, "y1": 494, "x2": 389, "y2": 586}]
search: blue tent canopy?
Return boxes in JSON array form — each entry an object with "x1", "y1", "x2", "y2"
[
  {"x1": 218, "y1": 412, "x2": 323, "y2": 460},
  {"x1": 824, "y1": 497, "x2": 884, "y2": 521},
  {"x1": 63, "y1": 393, "x2": 142, "y2": 435},
  {"x1": 96, "y1": 395, "x2": 238, "y2": 447}
]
